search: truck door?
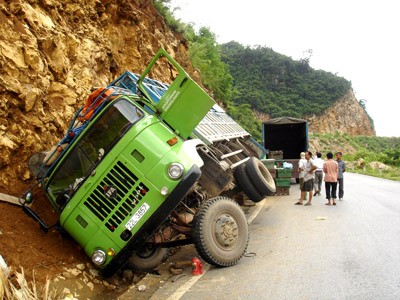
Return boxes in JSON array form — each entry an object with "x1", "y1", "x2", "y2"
[{"x1": 138, "y1": 49, "x2": 215, "y2": 139}]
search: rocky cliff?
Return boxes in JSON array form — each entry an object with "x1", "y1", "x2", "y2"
[
  {"x1": 254, "y1": 89, "x2": 375, "y2": 138},
  {"x1": 0, "y1": 0, "x2": 199, "y2": 192},
  {"x1": 307, "y1": 90, "x2": 375, "y2": 136}
]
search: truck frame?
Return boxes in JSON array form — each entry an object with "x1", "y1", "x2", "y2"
[{"x1": 22, "y1": 49, "x2": 275, "y2": 276}]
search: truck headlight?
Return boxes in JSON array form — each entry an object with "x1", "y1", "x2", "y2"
[
  {"x1": 91, "y1": 249, "x2": 106, "y2": 266},
  {"x1": 168, "y1": 163, "x2": 184, "y2": 179}
]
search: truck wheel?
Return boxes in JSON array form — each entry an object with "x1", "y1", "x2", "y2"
[
  {"x1": 246, "y1": 157, "x2": 276, "y2": 196},
  {"x1": 234, "y1": 163, "x2": 265, "y2": 202},
  {"x1": 128, "y1": 245, "x2": 168, "y2": 272},
  {"x1": 192, "y1": 197, "x2": 249, "y2": 267}
]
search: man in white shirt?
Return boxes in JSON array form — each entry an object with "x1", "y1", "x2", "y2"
[
  {"x1": 297, "y1": 152, "x2": 307, "y2": 202},
  {"x1": 313, "y1": 152, "x2": 324, "y2": 196},
  {"x1": 295, "y1": 151, "x2": 317, "y2": 206}
]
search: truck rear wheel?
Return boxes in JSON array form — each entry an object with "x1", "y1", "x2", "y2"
[
  {"x1": 246, "y1": 157, "x2": 276, "y2": 196},
  {"x1": 192, "y1": 197, "x2": 249, "y2": 267},
  {"x1": 128, "y1": 245, "x2": 168, "y2": 272},
  {"x1": 234, "y1": 163, "x2": 265, "y2": 202}
]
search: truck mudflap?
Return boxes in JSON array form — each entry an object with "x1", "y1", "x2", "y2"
[{"x1": 101, "y1": 164, "x2": 201, "y2": 277}]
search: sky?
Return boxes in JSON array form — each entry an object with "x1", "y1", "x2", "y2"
[{"x1": 170, "y1": 0, "x2": 399, "y2": 137}]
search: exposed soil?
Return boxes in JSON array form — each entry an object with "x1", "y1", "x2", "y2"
[
  {"x1": 0, "y1": 179, "x2": 87, "y2": 281},
  {"x1": 0, "y1": 179, "x2": 144, "y2": 298}
]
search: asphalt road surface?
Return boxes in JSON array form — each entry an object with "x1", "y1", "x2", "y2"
[{"x1": 151, "y1": 173, "x2": 400, "y2": 300}]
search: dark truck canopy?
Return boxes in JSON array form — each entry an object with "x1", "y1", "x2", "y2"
[{"x1": 262, "y1": 117, "x2": 308, "y2": 159}]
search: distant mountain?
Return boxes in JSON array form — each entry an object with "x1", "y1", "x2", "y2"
[
  {"x1": 220, "y1": 41, "x2": 375, "y2": 136},
  {"x1": 220, "y1": 41, "x2": 351, "y2": 118}
]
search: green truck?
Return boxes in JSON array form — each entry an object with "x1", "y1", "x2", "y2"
[{"x1": 23, "y1": 49, "x2": 275, "y2": 277}]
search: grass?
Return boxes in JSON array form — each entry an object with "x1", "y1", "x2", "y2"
[
  {"x1": 309, "y1": 132, "x2": 400, "y2": 181},
  {"x1": 1, "y1": 267, "x2": 63, "y2": 300},
  {"x1": 349, "y1": 165, "x2": 400, "y2": 181}
]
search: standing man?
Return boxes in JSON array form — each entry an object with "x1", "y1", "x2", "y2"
[
  {"x1": 313, "y1": 152, "x2": 324, "y2": 196},
  {"x1": 323, "y1": 152, "x2": 338, "y2": 205},
  {"x1": 336, "y1": 152, "x2": 346, "y2": 200},
  {"x1": 297, "y1": 152, "x2": 307, "y2": 202},
  {"x1": 295, "y1": 151, "x2": 317, "y2": 206}
]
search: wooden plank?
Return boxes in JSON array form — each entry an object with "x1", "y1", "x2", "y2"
[{"x1": 0, "y1": 193, "x2": 23, "y2": 206}]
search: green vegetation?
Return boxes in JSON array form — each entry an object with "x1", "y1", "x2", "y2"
[
  {"x1": 310, "y1": 133, "x2": 400, "y2": 180},
  {"x1": 182, "y1": 26, "x2": 264, "y2": 140},
  {"x1": 185, "y1": 27, "x2": 233, "y2": 101},
  {"x1": 226, "y1": 104, "x2": 262, "y2": 142},
  {"x1": 350, "y1": 166, "x2": 400, "y2": 181},
  {"x1": 152, "y1": 0, "x2": 186, "y2": 33},
  {"x1": 220, "y1": 42, "x2": 352, "y2": 119}
]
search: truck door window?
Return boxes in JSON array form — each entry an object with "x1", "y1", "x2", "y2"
[{"x1": 47, "y1": 99, "x2": 143, "y2": 208}]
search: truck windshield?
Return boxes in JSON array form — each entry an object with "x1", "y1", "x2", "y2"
[{"x1": 47, "y1": 99, "x2": 143, "y2": 204}]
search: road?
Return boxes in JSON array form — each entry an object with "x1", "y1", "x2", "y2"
[{"x1": 150, "y1": 173, "x2": 400, "y2": 300}]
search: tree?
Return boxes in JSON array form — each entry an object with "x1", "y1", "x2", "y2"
[{"x1": 187, "y1": 27, "x2": 233, "y2": 102}]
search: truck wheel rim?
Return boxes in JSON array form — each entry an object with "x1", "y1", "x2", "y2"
[{"x1": 214, "y1": 213, "x2": 239, "y2": 249}]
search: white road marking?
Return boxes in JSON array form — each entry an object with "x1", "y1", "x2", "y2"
[
  {"x1": 247, "y1": 197, "x2": 266, "y2": 224},
  {"x1": 165, "y1": 198, "x2": 267, "y2": 300}
]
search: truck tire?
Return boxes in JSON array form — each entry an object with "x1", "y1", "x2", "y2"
[
  {"x1": 246, "y1": 157, "x2": 276, "y2": 196},
  {"x1": 128, "y1": 246, "x2": 168, "y2": 272},
  {"x1": 192, "y1": 197, "x2": 249, "y2": 267},
  {"x1": 234, "y1": 163, "x2": 265, "y2": 202}
]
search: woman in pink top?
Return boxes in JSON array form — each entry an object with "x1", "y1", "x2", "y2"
[{"x1": 323, "y1": 152, "x2": 339, "y2": 205}]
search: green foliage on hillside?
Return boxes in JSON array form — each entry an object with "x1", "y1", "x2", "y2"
[
  {"x1": 310, "y1": 132, "x2": 400, "y2": 180},
  {"x1": 184, "y1": 27, "x2": 233, "y2": 101},
  {"x1": 220, "y1": 42, "x2": 352, "y2": 119},
  {"x1": 313, "y1": 132, "x2": 400, "y2": 152},
  {"x1": 152, "y1": 0, "x2": 186, "y2": 33},
  {"x1": 346, "y1": 135, "x2": 400, "y2": 167},
  {"x1": 226, "y1": 104, "x2": 262, "y2": 142}
]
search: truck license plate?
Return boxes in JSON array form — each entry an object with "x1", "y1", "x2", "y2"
[{"x1": 125, "y1": 202, "x2": 150, "y2": 231}]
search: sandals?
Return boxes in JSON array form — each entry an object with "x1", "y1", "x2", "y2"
[
  {"x1": 304, "y1": 202, "x2": 312, "y2": 206},
  {"x1": 294, "y1": 202, "x2": 303, "y2": 205}
]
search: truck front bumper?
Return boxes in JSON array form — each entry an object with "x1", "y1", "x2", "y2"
[{"x1": 101, "y1": 164, "x2": 201, "y2": 277}]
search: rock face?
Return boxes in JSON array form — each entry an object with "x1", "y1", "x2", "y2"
[
  {"x1": 0, "y1": 0, "x2": 196, "y2": 191},
  {"x1": 307, "y1": 90, "x2": 375, "y2": 136}
]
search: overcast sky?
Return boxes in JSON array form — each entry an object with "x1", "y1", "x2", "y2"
[{"x1": 170, "y1": 0, "x2": 399, "y2": 137}]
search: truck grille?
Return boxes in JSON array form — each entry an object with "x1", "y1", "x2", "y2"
[{"x1": 84, "y1": 161, "x2": 149, "y2": 232}]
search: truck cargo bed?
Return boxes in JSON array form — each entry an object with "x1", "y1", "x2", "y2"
[{"x1": 110, "y1": 71, "x2": 250, "y2": 145}]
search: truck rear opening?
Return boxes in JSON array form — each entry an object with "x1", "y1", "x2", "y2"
[{"x1": 262, "y1": 117, "x2": 308, "y2": 159}]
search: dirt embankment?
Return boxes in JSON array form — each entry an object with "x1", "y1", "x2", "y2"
[
  {"x1": 0, "y1": 0, "x2": 197, "y2": 192},
  {"x1": 0, "y1": 0, "x2": 196, "y2": 292}
]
